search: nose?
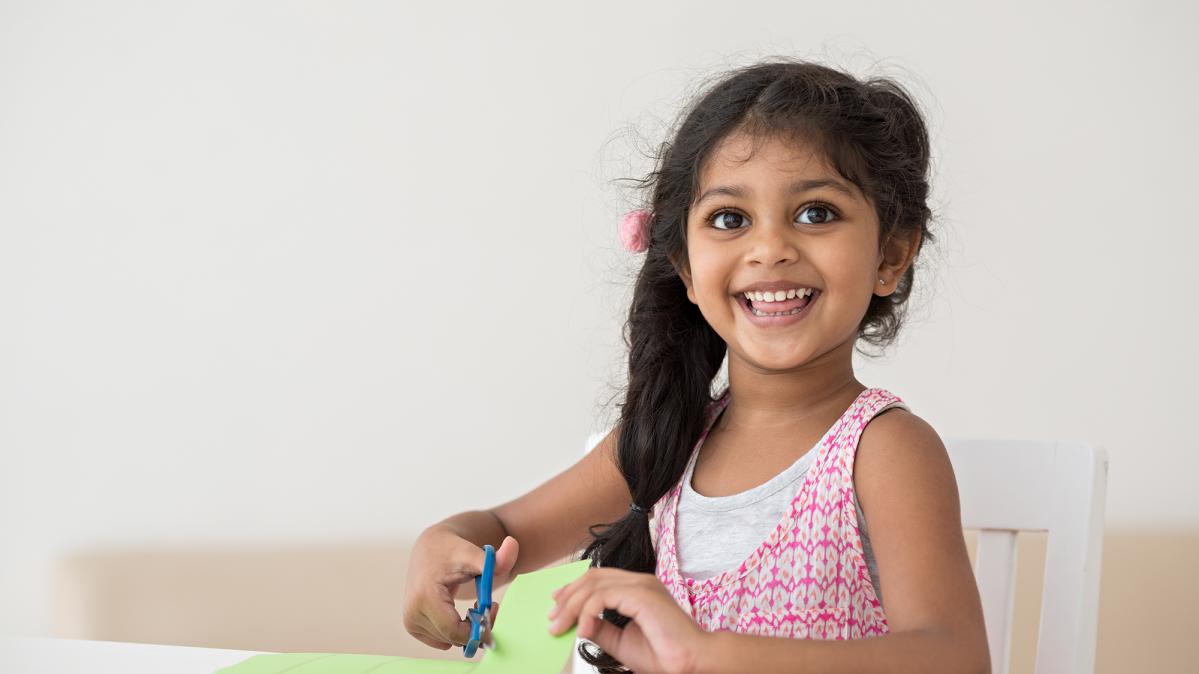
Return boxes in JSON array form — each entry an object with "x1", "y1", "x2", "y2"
[{"x1": 746, "y1": 215, "x2": 800, "y2": 266}]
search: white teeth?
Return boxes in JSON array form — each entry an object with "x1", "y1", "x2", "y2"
[
  {"x1": 743, "y1": 288, "x2": 813, "y2": 303},
  {"x1": 750, "y1": 304, "x2": 806, "y2": 317}
]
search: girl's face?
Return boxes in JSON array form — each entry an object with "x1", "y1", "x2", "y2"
[{"x1": 676, "y1": 131, "x2": 910, "y2": 372}]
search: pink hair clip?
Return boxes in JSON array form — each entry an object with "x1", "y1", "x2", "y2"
[{"x1": 620, "y1": 209, "x2": 652, "y2": 253}]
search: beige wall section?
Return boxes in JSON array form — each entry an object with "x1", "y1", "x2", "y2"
[
  {"x1": 48, "y1": 542, "x2": 548, "y2": 662},
  {"x1": 966, "y1": 530, "x2": 1197, "y2": 674},
  {"x1": 48, "y1": 529, "x2": 1197, "y2": 673}
]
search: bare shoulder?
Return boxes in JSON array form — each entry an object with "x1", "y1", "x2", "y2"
[
  {"x1": 854, "y1": 405, "x2": 957, "y2": 545},
  {"x1": 854, "y1": 406, "x2": 990, "y2": 668},
  {"x1": 857, "y1": 406, "x2": 951, "y2": 486}
]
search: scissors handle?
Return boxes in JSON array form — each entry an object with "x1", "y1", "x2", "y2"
[{"x1": 463, "y1": 544, "x2": 495, "y2": 658}]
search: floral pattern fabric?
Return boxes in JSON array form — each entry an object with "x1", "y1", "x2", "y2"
[{"x1": 652, "y1": 387, "x2": 904, "y2": 640}]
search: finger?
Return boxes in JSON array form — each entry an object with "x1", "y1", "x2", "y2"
[
  {"x1": 583, "y1": 616, "x2": 626, "y2": 659},
  {"x1": 549, "y1": 582, "x2": 574, "y2": 618},
  {"x1": 451, "y1": 539, "x2": 510, "y2": 603},
  {"x1": 547, "y1": 578, "x2": 582, "y2": 626},
  {"x1": 552, "y1": 568, "x2": 624, "y2": 618},
  {"x1": 450, "y1": 546, "x2": 487, "y2": 583},
  {"x1": 438, "y1": 537, "x2": 497, "y2": 592},
  {"x1": 406, "y1": 598, "x2": 459, "y2": 651},
  {"x1": 446, "y1": 614, "x2": 474, "y2": 647},
  {"x1": 577, "y1": 593, "x2": 613, "y2": 642},
  {"x1": 550, "y1": 567, "x2": 598, "y2": 611},
  {"x1": 566, "y1": 575, "x2": 654, "y2": 640},
  {"x1": 410, "y1": 629, "x2": 453, "y2": 651},
  {"x1": 549, "y1": 574, "x2": 603, "y2": 635},
  {"x1": 426, "y1": 586, "x2": 474, "y2": 647},
  {"x1": 494, "y1": 535, "x2": 520, "y2": 582},
  {"x1": 488, "y1": 601, "x2": 500, "y2": 630}
]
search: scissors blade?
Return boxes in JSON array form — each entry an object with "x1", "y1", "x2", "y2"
[{"x1": 478, "y1": 615, "x2": 494, "y2": 649}]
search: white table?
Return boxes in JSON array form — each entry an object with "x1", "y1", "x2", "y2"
[{"x1": 0, "y1": 636, "x2": 266, "y2": 674}]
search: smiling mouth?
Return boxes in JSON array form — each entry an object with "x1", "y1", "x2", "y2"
[{"x1": 737, "y1": 290, "x2": 819, "y2": 316}]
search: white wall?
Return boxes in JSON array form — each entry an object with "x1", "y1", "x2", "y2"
[{"x1": 2, "y1": 0, "x2": 1195, "y2": 636}]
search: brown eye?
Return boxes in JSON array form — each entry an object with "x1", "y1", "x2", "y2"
[
  {"x1": 798, "y1": 204, "x2": 838, "y2": 225},
  {"x1": 709, "y1": 210, "x2": 748, "y2": 230}
]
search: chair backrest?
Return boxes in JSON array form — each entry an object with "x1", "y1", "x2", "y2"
[
  {"x1": 946, "y1": 437, "x2": 1108, "y2": 674},
  {"x1": 571, "y1": 432, "x2": 1108, "y2": 674}
]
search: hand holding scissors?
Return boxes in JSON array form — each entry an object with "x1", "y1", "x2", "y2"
[{"x1": 463, "y1": 544, "x2": 496, "y2": 657}]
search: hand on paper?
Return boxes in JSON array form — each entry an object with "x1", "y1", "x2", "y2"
[
  {"x1": 401, "y1": 530, "x2": 520, "y2": 650},
  {"x1": 547, "y1": 568, "x2": 707, "y2": 674}
]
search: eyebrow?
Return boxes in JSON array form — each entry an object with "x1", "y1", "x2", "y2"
[{"x1": 693, "y1": 177, "x2": 856, "y2": 206}]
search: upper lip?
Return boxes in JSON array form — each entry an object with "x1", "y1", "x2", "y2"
[{"x1": 733, "y1": 280, "x2": 820, "y2": 295}]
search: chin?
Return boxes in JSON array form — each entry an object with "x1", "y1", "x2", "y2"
[{"x1": 741, "y1": 345, "x2": 814, "y2": 372}]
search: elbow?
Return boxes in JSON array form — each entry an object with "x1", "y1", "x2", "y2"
[
  {"x1": 930, "y1": 626, "x2": 990, "y2": 674},
  {"x1": 960, "y1": 640, "x2": 991, "y2": 674},
  {"x1": 964, "y1": 636, "x2": 991, "y2": 674},
  {"x1": 971, "y1": 630, "x2": 992, "y2": 674}
]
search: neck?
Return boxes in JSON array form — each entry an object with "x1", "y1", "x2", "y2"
[{"x1": 721, "y1": 338, "x2": 865, "y2": 433}]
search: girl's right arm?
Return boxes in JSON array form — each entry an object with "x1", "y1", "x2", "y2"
[{"x1": 401, "y1": 425, "x2": 631, "y2": 650}]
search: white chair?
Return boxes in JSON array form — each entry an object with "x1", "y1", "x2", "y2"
[
  {"x1": 571, "y1": 432, "x2": 1108, "y2": 674},
  {"x1": 950, "y1": 438, "x2": 1108, "y2": 674}
]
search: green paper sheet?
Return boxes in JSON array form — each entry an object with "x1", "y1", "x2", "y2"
[{"x1": 213, "y1": 558, "x2": 592, "y2": 674}]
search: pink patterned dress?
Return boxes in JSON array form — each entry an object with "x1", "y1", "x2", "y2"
[{"x1": 652, "y1": 386, "x2": 902, "y2": 640}]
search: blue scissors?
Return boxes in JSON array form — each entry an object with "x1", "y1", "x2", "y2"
[{"x1": 463, "y1": 544, "x2": 495, "y2": 658}]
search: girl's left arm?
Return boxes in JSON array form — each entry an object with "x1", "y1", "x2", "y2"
[
  {"x1": 703, "y1": 410, "x2": 990, "y2": 674},
  {"x1": 549, "y1": 409, "x2": 991, "y2": 674}
]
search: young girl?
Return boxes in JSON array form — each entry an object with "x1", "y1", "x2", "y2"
[{"x1": 401, "y1": 59, "x2": 990, "y2": 674}]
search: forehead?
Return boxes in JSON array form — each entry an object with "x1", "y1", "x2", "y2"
[
  {"x1": 690, "y1": 127, "x2": 868, "y2": 203},
  {"x1": 699, "y1": 130, "x2": 838, "y2": 186}
]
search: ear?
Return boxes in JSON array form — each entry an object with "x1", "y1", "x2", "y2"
[
  {"x1": 875, "y1": 229, "x2": 922, "y2": 297},
  {"x1": 669, "y1": 253, "x2": 698, "y2": 305}
]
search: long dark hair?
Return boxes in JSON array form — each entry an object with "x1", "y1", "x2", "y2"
[{"x1": 578, "y1": 58, "x2": 935, "y2": 672}]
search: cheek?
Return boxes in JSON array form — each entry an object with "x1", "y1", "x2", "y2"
[
  {"x1": 821, "y1": 237, "x2": 878, "y2": 285},
  {"x1": 694, "y1": 280, "x2": 737, "y2": 321},
  {"x1": 686, "y1": 250, "x2": 730, "y2": 295}
]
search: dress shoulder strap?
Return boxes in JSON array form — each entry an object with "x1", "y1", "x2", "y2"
[{"x1": 818, "y1": 388, "x2": 908, "y2": 485}]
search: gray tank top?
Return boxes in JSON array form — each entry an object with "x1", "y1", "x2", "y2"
[{"x1": 675, "y1": 401, "x2": 907, "y2": 608}]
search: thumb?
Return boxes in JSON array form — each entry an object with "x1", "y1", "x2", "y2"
[{"x1": 494, "y1": 535, "x2": 520, "y2": 582}]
